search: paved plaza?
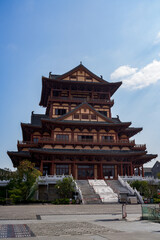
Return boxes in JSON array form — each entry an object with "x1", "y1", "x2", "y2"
[{"x1": 0, "y1": 204, "x2": 159, "y2": 239}]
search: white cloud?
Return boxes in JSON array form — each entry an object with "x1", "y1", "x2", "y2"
[
  {"x1": 110, "y1": 60, "x2": 160, "y2": 89},
  {"x1": 110, "y1": 65, "x2": 137, "y2": 80},
  {"x1": 154, "y1": 31, "x2": 160, "y2": 44}
]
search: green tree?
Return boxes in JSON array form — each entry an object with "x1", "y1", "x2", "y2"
[
  {"x1": 8, "y1": 160, "x2": 41, "y2": 203},
  {"x1": 0, "y1": 168, "x2": 13, "y2": 180},
  {"x1": 157, "y1": 172, "x2": 160, "y2": 179},
  {"x1": 130, "y1": 180, "x2": 158, "y2": 198},
  {"x1": 55, "y1": 176, "x2": 75, "y2": 199},
  {"x1": 130, "y1": 180, "x2": 149, "y2": 197}
]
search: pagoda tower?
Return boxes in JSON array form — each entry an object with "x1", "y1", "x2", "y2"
[{"x1": 8, "y1": 64, "x2": 157, "y2": 179}]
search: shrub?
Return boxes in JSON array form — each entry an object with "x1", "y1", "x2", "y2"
[
  {"x1": 153, "y1": 198, "x2": 160, "y2": 203},
  {"x1": 55, "y1": 176, "x2": 75, "y2": 199}
]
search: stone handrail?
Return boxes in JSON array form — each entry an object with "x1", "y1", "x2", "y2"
[
  {"x1": 38, "y1": 174, "x2": 71, "y2": 184},
  {"x1": 0, "y1": 180, "x2": 10, "y2": 186},
  {"x1": 118, "y1": 175, "x2": 135, "y2": 195},
  {"x1": 121, "y1": 175, "x2": 160, "y2": 183},
  {"x1": 74, "y1": 180, "x2": 84, "y2": 203},
  {"x1": 134, "y1": 188, "x2": 144, "y2": 204}
]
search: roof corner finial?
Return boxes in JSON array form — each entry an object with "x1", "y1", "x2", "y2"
[
  {"x1": 80, "y1": 61, "x2": 82, "y2": 65},
  {"x1": 100, "y1": 75, "x2": 103, "y2": 79},
  {"x1": 49, "y1": 72, "x2": 52, "y2": 78}
]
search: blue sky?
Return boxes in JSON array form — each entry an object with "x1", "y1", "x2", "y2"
[{"x1": 0, "y1": 0, "x2": 160, "y2": 170}]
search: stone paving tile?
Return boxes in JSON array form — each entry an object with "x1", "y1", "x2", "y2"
[
  {"x1": 28, "y1": 221, "x2": 119, "y2": 237},
  {"x1": 3, "y1": 235, "x2": 110, "y2": 240},
  {"x1": 101, "y1": 231, "x2": 160, "y2": 240},
  {"x1": 0, "y1": 224, "x2": 35, "y2": 238},
  {"x1": 0, "y1": 204, "x2": 142, "y2": 220}
]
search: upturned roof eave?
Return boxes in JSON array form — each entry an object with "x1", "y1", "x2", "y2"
[{"x1": 29, "y1": 148, "x2": 146, "y2": 156}]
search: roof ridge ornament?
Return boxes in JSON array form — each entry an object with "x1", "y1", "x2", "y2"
[{"x1": 49, "y1": 72, "x2": 52, "y2": 78}]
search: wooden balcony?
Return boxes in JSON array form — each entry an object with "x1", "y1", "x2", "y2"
[
  {"x1": 38, "y1": 137, "x2": 135, "y2": 146},
  {"x1": 133, "y1": 144, "x2": 146, "y2": 151},
  {"x1": 17, "y1": 138, "x2": 137, "y2": 149},
  {"x1": 17, "y1": 140, "x2": 38, "y2": 148},
  {"x1": 48, "y1": 96, "x2": 114, "y2": 105}
]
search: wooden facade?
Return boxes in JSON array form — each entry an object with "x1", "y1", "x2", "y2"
[{"x1": 8, "y1": 64, "x2": 157, "y2": 180}]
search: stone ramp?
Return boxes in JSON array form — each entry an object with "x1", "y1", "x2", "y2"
[
  {"x1": 76, "y1": 180, "x2": 101, "y2": 204},
  {"x1": 89, "y1": 180, "x2": 118, "y2": 203}
]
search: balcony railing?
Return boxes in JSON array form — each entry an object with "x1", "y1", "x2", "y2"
[
  {"x1": 48, "y1": 96, "x2": 114, "y2": 105},
  {"x1": 18, "y1": 140, "x2": 38, "y2": 145},
  {"x1": 18, "y1": 138, "x2": 135, "y2": 146},
  {"x1": 133, "y1": 144, "x2": 146, "y2": 150}
]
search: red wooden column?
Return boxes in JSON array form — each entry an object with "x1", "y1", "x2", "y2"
[
  {"x1": 69, "y1": 164, "x2": 72, "y2": 175},
  {"x1": 40, "y1": 161, "x2": 43, "y2": 175},
  {"x1": 142, "y1": 165, "x2": 144, "y2": 177},
  {"x1": 75, "y1": 165, "x2": 78, "y2": 180},
  {"x1": 94, "y1": 164, "x2": 97, "y2": 179},
  {"x1": 130, "y1": 163, "x2": 133, "y2": 176},
  {"x1": 120, "y1": 164, "x2": 123, "y2": 176},
  {"x1": 72, "y1": 163, "x2": 76, "y2": 179},
  {"x1": 127, "y1": 165, "x2": 130, "y2": 176},
  {"x1": 100, "y1": 163, "x2": 103, "y2": 179},
  {"x1": 51, "y1": 162, "x2": 54, "y2": 175},
  {"x1": 133, "y1": 165, "x2": 135, "y2": 175},
  {"x1": 138, "y1": 167, "x2": 141, "y2": 176},
  {"x1": 114, "y1": 165, "x2": 118, "y2": 179}
]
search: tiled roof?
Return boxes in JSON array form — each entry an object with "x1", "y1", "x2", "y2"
[
  {"x1": 29, "y1": 148, "x2": 146, "y2": 156},
  {"x1": 31, "y1": 112, "x2": 49, "y2": 126}
]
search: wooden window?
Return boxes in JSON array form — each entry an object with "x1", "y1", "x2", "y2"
[
  {"x1": 78, "y1": 135, "x2": 93, "y2": 142},
  {"x1": 99, "y1": 111, "x2": 108, "y2": 117},
  {"x1": 74, "y1": 114, "x2": 79, "y2": 119},
  {"x1": 70, "y1": 76, "x2": 77, "y2": 80},
  {"x1": 53, "y1": 91, "x2": 59, "y2": 97},
  {"x1": 86, "y1": 77, "x2": 92, "y2": 81},
  {"x1": 56, "y1": 134, "x2": 69, "y2": 141},
  {"x1": 55, "y1": 109, "x2": 66, "y2": 115},
  {"x1": 91, "y1": 115, "x2": 97, "y2": 120},
  {"x1": 82, "y1": 114, "x2": 88, "y2": 119},
  {"x1": 33, "y1": 137, "x2": 39, "y2": 143},
  {"x1": 102, "y1": 136, "x2": 114, "y2": 142},
  {"x1": 56, "y1": 164, "x2": 69, "y2": 175}
]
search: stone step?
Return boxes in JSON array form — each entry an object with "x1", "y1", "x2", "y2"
[
  {"x1": 76, "y1": 180, "x2": 102, "y2": 204},
  {"x1": 106, "y1": 180, "x2": 130, "y2": 194}
]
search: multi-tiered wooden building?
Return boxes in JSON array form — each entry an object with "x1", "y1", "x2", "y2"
[{"x1": 8, "y1": 64, "x2": 157, "y2": 179}]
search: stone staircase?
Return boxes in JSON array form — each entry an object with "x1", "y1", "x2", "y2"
[
  {"x1": 106, "y1": 179, "x2": 139, "y2": 203},
  {"x1": 106, "y1": 180, "x2": 130, "y2": 195},
  {"x1": 76, "y1": 180, "x2": 101, "y2": 204},
  {"x1": 89, "y1": 180, "x2": 118, "y2": 203}
]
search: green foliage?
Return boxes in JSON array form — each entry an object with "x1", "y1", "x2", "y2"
[
  {"x1": 0, "y1": 198, "x2": 6, "y2": 205},
  {"x1": 130, "y1": 180, "x2": 159, "y2": 198},
  {"x1": 8, "y1": 160, "x2": 41, "y2": 203},
  {"x1": 0, "y1": 186, "x2": 7, "y2": 198},
  {"x1": 55, "y1": 176, "x2": 75, "y2": 199},
  {"x1": 157, "y1": 172, "x2": 160, "y2": 179},
  {"x1": 52, "y1": 198, "x2": 70, "y2": 204},
  {"x1": 52, "y1": 198, "x2": 76, "y2": 204},
  {"x1": 153, "y1": 198, "x2": 160, "y2": 203},
  {"x1": 0, "y1": 168, "x2": 14, "y2": 180}
]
